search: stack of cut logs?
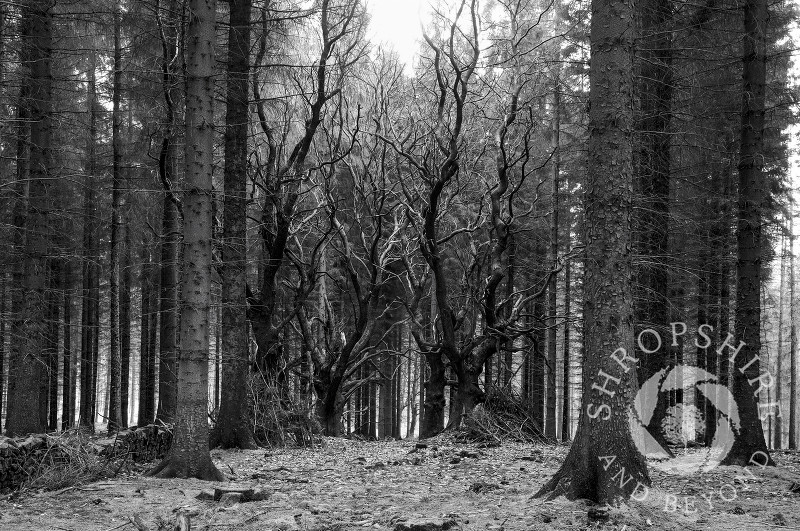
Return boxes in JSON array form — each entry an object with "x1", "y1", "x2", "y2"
[
  {"x1": 0, "y1": 425, "x2": 172, "y2": 491},
  {"x1": 0, "y1": 435, "x2": 63, "y2": 491},
  {"x1": 97, "y1": 425, "x2": 173, "y2": 463}
]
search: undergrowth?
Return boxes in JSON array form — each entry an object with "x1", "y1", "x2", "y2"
[
  {"x1": 249, "y1": 374, "x2": 321, "y2": 448},
  {"x1": 457, "y1": 387, "x2": 548, "y2": 445},
  {"x1": 21, "y1": 430, "x2": 115, "y2": 492}
]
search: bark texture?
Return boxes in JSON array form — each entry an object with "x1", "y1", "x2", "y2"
[
  {"x1": 6, "y1": 0, "x2": 52, "y2": 436},
  {"x1": 536, "y1": 0, "x2": 650, "y2": 504},
  {"x1": 149, "y1": 0, "x2": 224, "y2": 481},
  {"x1": 721, "y1": 0, "x2": 773, "y2": 466},
  {"x1": 211, "y1": 0, "x2": 257, "y2": 450}
]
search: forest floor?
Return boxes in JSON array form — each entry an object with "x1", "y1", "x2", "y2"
[{"x1": 1, "y1": 435, "x2": 799, "y2": 531}]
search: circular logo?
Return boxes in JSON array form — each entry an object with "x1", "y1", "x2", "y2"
[{"x1": 629, "y1": 365, "x2": 740, "y2": 474}]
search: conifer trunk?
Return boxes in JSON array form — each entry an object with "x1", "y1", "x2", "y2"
[
  {"x1": 721, "y1": 0, "x2": 773, "y2": 466},
  {"x1": 211, "y1": 0, "x2": 257, "y2": 449},
  {"x1": 536, "y1": 0, "x2": 649, "y2": 503}
]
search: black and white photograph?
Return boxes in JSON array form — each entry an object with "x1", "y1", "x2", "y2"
[{"x1": 0, "y1": 0, "x2": 799, "y2": 529}]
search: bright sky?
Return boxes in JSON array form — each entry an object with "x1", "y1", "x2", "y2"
[{"x1": 365, "y1": 0, "x2": 427, "y2": 67}]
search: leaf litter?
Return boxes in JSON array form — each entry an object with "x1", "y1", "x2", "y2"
[{"x1": 0, "y1": 435, "x2": 798, "y2": 531}]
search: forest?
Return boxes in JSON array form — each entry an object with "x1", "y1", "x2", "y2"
[{"x1": 0, "y1": 0, "x2": 799, "y2": 529}]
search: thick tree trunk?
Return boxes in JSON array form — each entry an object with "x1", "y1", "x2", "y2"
[
  {"x1": 720, "y1": 0, "x2": 773, "y2": 466},
  {"x1": 6, "y1": 0, "x2": 52, "y2": 436},
  {"x1": 211, "y1": 0, "x2": 257, "y2": 450},
  {"x1": 149, "y1": 0, "x2": 223, "y2": 480},
  {"x1": 315, "y1": 387, "x2": 344, "y2": 437},
  {"x1": 420, "y1": 351, "x2": 446, "y2": 438},
  {"x1": 536, "y1": 0, "x2": 649, "y2": 503}
]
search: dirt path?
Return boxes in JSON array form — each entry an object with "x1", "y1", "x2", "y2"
[{"x1": 1, "y1": 437, "x2": 798, "y2": 531}]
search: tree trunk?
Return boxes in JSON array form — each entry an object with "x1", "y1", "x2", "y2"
[
  {"x1": 156, "y1": 0, "x2": 181, "y2": 425},
  {"x1": 532, "y1": 273, "x2": 546, "y2": 422},
  {"x1": 633, "y1": 0, "x2": 673, "y2": 451},
  {"x1": 545, "y1": 77, "x2": 560, "y2": 440},
  {"x1": 420, "y1": 351, "x2": 445, "y2": 438},
  {"x1": 149, "y1": 0, "x2": 223, "y2": 480},
  {"x1": 62, "y1": 260, "x2": 74, "y2": 430},
  {"x1": 720, "y1": 0, "x2": 773, "y2": 467},
  {"x1": 774, "y1": 230, "x2": 787, "y2": 449},
  {"x1": 120, "y1": 209, "x2": 132, "y2": 427},
  {"x1": 791, "y1": 213, "x2": 798, "y2": 449},
  {"x1": 6, "y1": 0, "x2": 52, "y2": 436},
  {"x1": 0, "y1": 275, "x2": 5, "y2": 433},
  {"x1": 80, "y1": 46, "x2": 100, "y2": 433},
  {"x1": 45, "y1": 258, "x2": 61, "y2": 431},
  {"x1": 211, "y1": 0, "x2": 257, "y2": 450},
  {"x1": 561, "y1": 249, "x2": 571, "y2": 441},
  {"x1": 536, "y1": 0, "x2": 649, "y2": 503},
  {"x1": 138, "y1": 244, "x2": 157, "y2": 425},
  {"x1": 108, "y1": 0, "x2": 124, "y2": 434}
]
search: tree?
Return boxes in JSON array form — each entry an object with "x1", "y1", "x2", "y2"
[
  {"x1": 155, "y1": 0, "x2": 180, "y2": 424},
  {"x1": 791, "y1": 211, "x2": 798, "y2": 450},
  {"x1": 774, "y1": 229, "x2": 787, "y2": 449},
  {"x1": 108, "y1": 0, "x2": 124, "y2": 433},
  {"x1": 536, "y1": 0, "x2": 650, "y2": 503},
  {"x1": 211, "y1": 0, "x2": 257, "y2": 449},
  {"x1": 80, "y1": 44, "x2": 101, "y2": 432},
  {"x1": 148, "y1": 0, "x2": 224, "y2": 480},
  {"x1": 5, "y1": 0, "x2": 53, "y2": 436},
  {"x1": 720, "y1": 0, "x2": 774, "y2": 467},
  {"x1": 632, "y1": 0, "x2": 673, "y2": 450}
]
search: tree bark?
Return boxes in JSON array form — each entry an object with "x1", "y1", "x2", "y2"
[
  {"x1": 120, "y1": 205, "x2": 132, "y2": 427},
  {"x1": 45, "y1": 258, "x2": 61, "y2": 431},
  {"x1": 536, "y1": 0, "x2": 649, "y2": 504},
  {"x1": 791, "y1": 212, "x2": 798, "y2": 449},
  {"x1": 138, "y1": 245, "x2": 157, "y2": 426},
  {"x1": 420, "y1": 351, "x2": 446, "y2": 438},
  {"x1": 210, "y1": 0, "x2": 257, "y2": 450},
  {"x1": 633, "y1": 0, "x2": 673, "y2": 451},
  {"x1": 156, "y1": 0, "x2": 181, "y2": 425},
  {"x1": 108, "y1": 0, "x2": 124, "y2": 434},
  {"x1": 720, "y1": 0, "x2": 773, "y2": 466},
  {"x1": 80, "y1": 46, "x2": 100, "y2": 433},
  {"x1": 62, "y1": 259, "x2": 74, "y2": 430},
  {"x1": 545, "y1": 77, "x2": 560, "y2": 440},
  {"x1": 6, "y1": 0, "x2": 53, "y2": 436},
  {"x1": 149, "y1": 0, "x2": 224, "y2": 481},
  {"x1": 561, "y1": 249, "x2": 571, "y2": 441},
  {"x1": 774, "y1": 229, "x2": 787, "y2": 449}
]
